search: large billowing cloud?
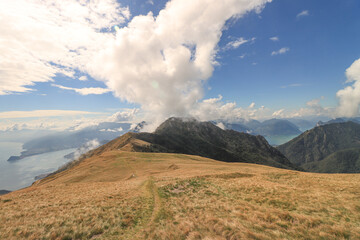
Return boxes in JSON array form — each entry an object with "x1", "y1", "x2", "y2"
[
  {"x1": 88, "y1": 0, "x2": 272, "y2": 124},
  {"x1": 0, "y1": 0, "x2": 129, "y2": 95},
  {"x1": 1, "y1": 0, "x2": 272, "y2": 129},
  {"x1": 336, "y1": 59, "x2": 360, "y2": 117}
]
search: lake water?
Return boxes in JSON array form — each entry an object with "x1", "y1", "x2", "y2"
[
  {"x1": 265, "y1": 135, "x2": 299, "y2": 146},
  {"x1": 0, "y1": 142, "x2": 75, "y2": 191}
]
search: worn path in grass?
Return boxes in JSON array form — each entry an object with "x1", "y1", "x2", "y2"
[{"x1": 1, "y1": 151, "x2": 360, "y2": 239}]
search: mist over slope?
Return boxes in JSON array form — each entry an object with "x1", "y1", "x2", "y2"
[{"x1": 7, "y1": 122, "x2": 138, "y2": 161}]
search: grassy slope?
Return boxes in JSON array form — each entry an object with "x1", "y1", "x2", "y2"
[{"x1": 0, "y1": 151, "x2": 360, "y2": 239}]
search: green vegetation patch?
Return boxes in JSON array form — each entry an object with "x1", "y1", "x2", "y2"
[
  {"x1": 203, "y1": 172, "x2": 254, "y2": 179},
  {"x1": 266, "y1": 172, "x2": 299, "y2": 181},
  {"x1": 159, "y1": 178, "x2": 210, "y2": 199}
]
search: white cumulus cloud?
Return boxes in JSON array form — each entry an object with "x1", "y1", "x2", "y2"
[
  {"x1": 297, "y1": 10, "x2": 309, "y2": 18},
  {"x1": 88, "y1": 0, "x2": 272, "y2": 125},
  {"x1": 107, "y1": 109, "x2": 140, "y2": 122},
  {"x1": 0, "y1": 0, "x2": 129, "y2": 95},
  {"x1": 336, "y1": 59, "x2": 360, "y2": 117},
  {"x1": 283, "y1": 98, "x2": 334, "y2": 119},
  {"x1": 269, "y1": 36, "x2": 279, "y2": 41},
  {"x1": 271, "y1": 47, "x2": 290, "y2": 56},
  {"x1": 191, "y1": 97, "x2": 271, "y2": 122},
  {"x1": 1, "y1": 0, "x2": 273, "y2": 129}
]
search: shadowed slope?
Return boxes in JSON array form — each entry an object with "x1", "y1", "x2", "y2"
[
  {"x1": 278, "y1": 122, "x2": 360, "y2": 172},
  {"x1": 91, "y1": 118, "x2": 298, "y2": 170}
]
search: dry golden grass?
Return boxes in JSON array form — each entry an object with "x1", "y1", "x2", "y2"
[{"x1": 1, "y1": 151, "x2": 360, "y2": 239}]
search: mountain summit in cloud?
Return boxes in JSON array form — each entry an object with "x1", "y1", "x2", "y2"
[{"x1": 88, "y1": 0, "x2": 272, "y2": 123}]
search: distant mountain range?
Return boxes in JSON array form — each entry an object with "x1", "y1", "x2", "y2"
[
  {"x1": 278, "y1": 121, "x2": 360, "y2": 173},
  {"x1": 7, "y1": 122, "x2": 145, "y2": 161},
  {"x1": 225, "y1": 118, "x2": 311, "y2": 136},
  {"x1": 316, "y1": 117, "x2": 360, "y2": 126},
  {"x1": 253, "y1": 119, "x2": 302, "y2": 136},
  {"x1": 90, "y1": 117, "x2": 300, "y2": 170},
  {"x1": 285, "y1": 118, "x2": 318, "y2": 131},
  {"x1": 0, "y1": 129, "x2": 56, "y2": 143},
  {"x1": 11, "y1": 117, "x2": 360, "y2": 175},
  {"x1": 0, "y1": 190, "x2": 11, "y2": 195},
  {"x1": 217, "y1": 118, "x2": 304, "y2": 145}
]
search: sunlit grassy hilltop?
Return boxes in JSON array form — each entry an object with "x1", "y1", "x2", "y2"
[{"x1": 1, "y1": 149, "x2": 360, "y2": 239}]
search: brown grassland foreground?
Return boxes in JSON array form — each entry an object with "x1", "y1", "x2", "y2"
[{"x1": 1, "y1": 151, "x2": 360, "y2": 239}]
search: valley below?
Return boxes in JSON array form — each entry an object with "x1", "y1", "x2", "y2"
[{"x1": 1, "y1": 150, "x2": 359, "y2": 239}]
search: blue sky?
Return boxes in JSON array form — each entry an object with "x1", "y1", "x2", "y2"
[
  {"x1": 0, "y1": 0, "x2": 360, "y2": 130},
  {"x1": 212, "y1": 0, "x2": 360, "y2": 110}
]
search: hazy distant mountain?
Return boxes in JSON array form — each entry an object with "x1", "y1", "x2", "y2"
[
  {"x1": 286, "y1": 118, "x2": 317, "y2": 131},
  {"x1": 277, "y1": 121, "x2": 360, "y2": 173},
  {"x1": 223, "y1": 123, "x2": 251, "y2": 133},
  {"x1": 222, "y1": 118, "x2": 301, "y2": 145},
  {"x1": 91, "y1": 117, "x2": 299, "y2": 170},
  {"x1": 0, "y1": 129, "x2": 56, "y2": 143},
  {"x1": 317, "y1": 118, "x2": 360, "y2": 126},
  {"x1": 0, "y1": 190, "x2": 11, "y2": 195},
  {"x1": 238, "y1": 119, "x2": 262, "y2": 130},
  {"x1": 7, "y1": 122, "x2": 143, "y2": 161},
  {"x1": 252, "y1": 119, "x2": 301, "y2": 136}
]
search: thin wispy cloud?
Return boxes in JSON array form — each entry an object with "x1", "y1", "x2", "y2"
[
  {"x1": 78, "y1": 76, "x2": 88, "y2": 81},
  {"x1": 225, "y1": 37, "x2": 256, "y2": 50},
  {"x1": 269, "y1": 36, "x2": 279, "y2": 41},
  {"x1": 281, "y1": 83, "x2": 302, "y2": 89},
  {"x1": 52, "y1": 84, "x2": 111, "y2": 95},
  {"x1": 0, "y1": 110, "x2": 102, "y2": 119},
  {"x1": 297, "y1": 10, "x2": 309, "y2": 18},
  {"x1": 271, "y1": 47, "x2": 290, "y2": 56}
]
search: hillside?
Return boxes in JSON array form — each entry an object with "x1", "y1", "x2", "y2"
[
  {"x1": 91, "y1": 118, "x2": 298, "y2": 170},
  {"x1": 277, "y1": 122, "x2": 360, "y2": 172},
  {"x1": 1, "y1": 150, "x2": 359, "y2": 239},
  {"x1": 302, "y1": 148, "x2": 360, "y2": 173}
]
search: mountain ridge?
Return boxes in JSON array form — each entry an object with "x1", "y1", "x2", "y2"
[
  {"x1": 89, "y1": 117, "x2": 299, "y2": 170},
  {"x1": 277, "y1": 121, "x2": 360, "y2": 172}
]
